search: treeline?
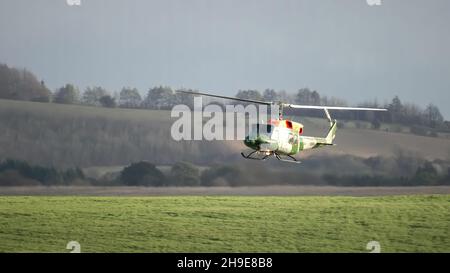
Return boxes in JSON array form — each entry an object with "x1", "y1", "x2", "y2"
[
  {"x1": 42, "y1": 85, "x2": 197, "y2": 110},
  {"x1": 111, "y1": 151, "x2": 450, "y2": 187},
  {"x1": 46, "y1": 85, "x2": 450, "y2": 134},
  {"x1": 1, "y1": 63, "x2": 448, "y2": 134},
  {"x1": 0, "y1": 159, "x2": 85, "y2": 186},
  {"x1": 1, "y1": 155, "x2": 449, "y2": 187},
  {"x1": 323, "y1": 158, "x2": 450, "y2": 186}
]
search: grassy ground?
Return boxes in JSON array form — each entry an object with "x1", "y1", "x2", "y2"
[{"x1": 0, "y1": 195, "x2": 448, "y2": 252}]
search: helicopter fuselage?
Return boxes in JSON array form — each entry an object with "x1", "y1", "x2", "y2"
[{"x1": 243, "y1": 119, "x2": 336, "y2": 156}]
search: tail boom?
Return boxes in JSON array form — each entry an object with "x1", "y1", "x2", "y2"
[{"x1": 299, "y1": 119, "x2": 337, "y2": 150}]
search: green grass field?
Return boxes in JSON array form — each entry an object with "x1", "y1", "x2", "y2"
[{"x1": 0, "y1": 195, "x2": 448, "y2": 252}]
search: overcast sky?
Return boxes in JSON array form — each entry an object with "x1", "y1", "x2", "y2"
[{"x1": 1, "y1": 0, "x2": 449, "y2": 118}]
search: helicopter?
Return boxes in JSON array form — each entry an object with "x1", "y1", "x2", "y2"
[{"x1": 177, "y1": 90, "x2": 387, "y2": 163}]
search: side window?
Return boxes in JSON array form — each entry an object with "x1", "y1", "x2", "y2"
[
  {"x1": 288, "y1": 133, "x2": 295, "y2": 144},
  {"x1": 288, "y1": 133, "x2": 298, "y2": 145}
]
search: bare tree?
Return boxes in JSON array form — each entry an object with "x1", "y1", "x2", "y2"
[{"x1": 119, "y1": 87, "x2": 141, "y2": 108}]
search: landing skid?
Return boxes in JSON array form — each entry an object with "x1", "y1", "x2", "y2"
[
  {"x1": 275, "y1": 153, "x2": 301, "y2": 164},
  {"x1": 241, "y1": 151, "x2": 301, "y2": 164},
  {"x1": 240, "y1": 151, "x2": 271, "y2": 161}
]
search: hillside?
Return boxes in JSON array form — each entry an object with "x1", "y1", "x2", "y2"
[
  {"x1": 297, "y1": 117, "x2": 450, "y2": 160},
  {"x1": 0, "y1": 99, "x2": 235, "y2": 168},
  {"x1": 0, "y1": 99, "x2": 449, "y2": 169}
]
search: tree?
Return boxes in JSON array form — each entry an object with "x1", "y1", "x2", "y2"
[
  {"x1": 143, "y1": 86, "x2": 174, "y2": 109},
  {"x1": 53, "y1": 84, "x2": 79, "y2": 104},
  {"x1": 296, "y1": 88, "x2": 320, "y2": 105},
  {"x1": 172, "y1": 89, "x2": 197, "y2": 108},
  {"x1": 83, "y1": 86, "x2": 108, "y2": 106},
  {"x1": 32, "y1": 80, "x2": 51, "y2": 102},
  {"x1": 388, "y1": 96, "x2": 403, "y2": 123},
  {"x1": 413, "y1": 161, "x2": 438, "y2": 185},
  {"x1": 0, "y1": 63, "x2": 51, "y2": 102},
  {"x1": 276, "y1": 90, "x2": 295, "y2": 103},
  {"x1": 424, "y1": 104, "x2": 443, "y2": 128},
  {"x1": 99, "y1": 95, "x2": 116, "y2": 108},
  {"x1": 235, "y1": 90, "x2": 263, "y2": 101},
  {"x1": 120, "y1": 161, "x2": 165, "y2": 186},
  {"x1": 119, "y1": 87, "x2": 141, "y2": 108},
  {"x1": 263, "y1": 89, "x2": 278, "y2": 102},
  {"x1": 402, "y1": 103, "x2": 423, "y2": 125},
  {"x1": 295, "y1": 88, "x2": 322, "y2": 117},
  {"x1": 311, "y1": 90, "x2": 320, "y2": 105},
  {"x1": 169, "y1": 161, "x2": 200, "y2": 186}
]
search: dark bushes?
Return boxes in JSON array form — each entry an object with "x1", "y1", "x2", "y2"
[{"x1": 0, "y1": 159, "x2": 85, "y2": 186}]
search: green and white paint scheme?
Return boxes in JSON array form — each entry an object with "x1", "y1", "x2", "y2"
[
  {"x1": 243, "y1": 110, "x2": 337, "y2": 162},
  {"x1": 177, "y1": 90, "x2": 386, "y2": 163}
]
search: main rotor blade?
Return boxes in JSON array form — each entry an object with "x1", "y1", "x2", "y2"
[
  {"x1": 176, "y1": 90, "x2": 272, "y2": 105},
  {"x1": 176, "y1": 90, "x2": 387, "y2": 111},
  {"x1": 285, "y1": 104, "x2": 387, "y2": 111}
]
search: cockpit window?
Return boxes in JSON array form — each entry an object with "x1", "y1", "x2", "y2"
[
  {"x1": 249, "y1": 124, "x2": 274, "y2": 139},
  {"x1": 260, "y1": 124, "x2": 273, "y2": 134}
]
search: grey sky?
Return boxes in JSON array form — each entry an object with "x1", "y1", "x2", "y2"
[{"x1": 1, "y1": 0, "x2": 449, "y2": 118}]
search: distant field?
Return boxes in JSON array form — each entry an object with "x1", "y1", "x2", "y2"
[
  {"x1": 1, "y1": 99, "x2": 449, "y2": 169},
  {"x1": 0, "y1": 195, "x2": 448, "y2": 252}
]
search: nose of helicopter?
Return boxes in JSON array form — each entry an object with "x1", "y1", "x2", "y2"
[{"x1": 243, "y1": 136, "x2": 258, "y2": 149}]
